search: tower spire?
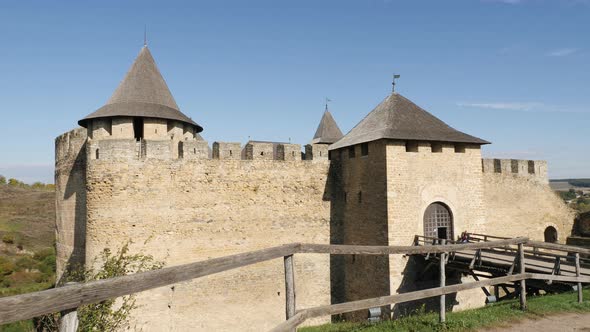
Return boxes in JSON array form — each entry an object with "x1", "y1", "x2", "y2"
[{"x1": 144, "y1": 25, "x2": 147, "y2": 47}]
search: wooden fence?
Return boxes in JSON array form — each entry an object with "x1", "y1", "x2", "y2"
[{"x1": 1, "y1": 237, "x2": 589, "y2": 332}]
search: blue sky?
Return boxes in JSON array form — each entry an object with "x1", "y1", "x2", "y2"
[{"x1": 0, "y1": 0, "x2": 588, "y2": 183}]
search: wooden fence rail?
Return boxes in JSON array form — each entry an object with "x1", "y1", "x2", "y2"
[{"x1": 0, "y1": 236, "x2": 589, "y2": 332}]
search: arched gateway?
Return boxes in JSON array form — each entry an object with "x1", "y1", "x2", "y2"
[{"x1": 424, "y1": 202, "x2": 454, "y2": 241}]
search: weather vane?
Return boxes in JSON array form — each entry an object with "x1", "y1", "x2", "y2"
[
  {"x1": 325, "y1": 97, "x2": 332, "y2": 111},
  {"x1": 392, "y1": 73, "x2": 401, "y2": 93}
]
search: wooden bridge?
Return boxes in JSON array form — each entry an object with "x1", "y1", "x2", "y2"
[{"x1": 1, "y1": 234, "x2": 590, "y2": 332}]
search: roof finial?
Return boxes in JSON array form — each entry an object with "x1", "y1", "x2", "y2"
[
  {"x1": 392, "y1": 73, "x2": 401, "y2": 93},
  {"x1": 325, "y1": 97, "x2": 332, "y2": 111},
  {"x1": 144, "y1": 25, "x2": 147, "y2": 47}
]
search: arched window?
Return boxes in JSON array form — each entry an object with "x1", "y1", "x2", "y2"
[
  {"x1": 423, "y1": 202, "x2": 454, "y2": 240},
  {"x1": 544, "y1": 226, "x2": 558, "y2": 243}
]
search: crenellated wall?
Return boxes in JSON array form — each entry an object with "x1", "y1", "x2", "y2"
[
  {"x1": 481, "y1": 158, "x2": 547, "y2": 183},
  {"x1": 55, "y1": 125, "x2": 575, "y2": 330}
]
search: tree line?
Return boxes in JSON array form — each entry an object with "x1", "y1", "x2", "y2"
[{"x1": 0, "y1": 175, "x2": 55, "y2": 190}]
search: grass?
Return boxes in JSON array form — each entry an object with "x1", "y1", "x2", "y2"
[{"x1": 300, "y1": 289, "x2": 590, "y2": 332}]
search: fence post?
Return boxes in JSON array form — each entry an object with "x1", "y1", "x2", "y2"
[
  {"x1": 440, "y1": 239, "x2": 446, "y2": 323},
  {"x1": 59, "y1": 282, "x2": 78, "y2": 332},
  {"x1": 518, "y1": 243, "x2": 527, "y2": 311},
  {"x1": 284, "y1": 255, "x2": 296, "y2": 324},
  {"x1": 575, "y1": 253, "x2": 583, "y2": 303}
]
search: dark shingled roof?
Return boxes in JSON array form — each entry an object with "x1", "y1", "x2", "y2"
[
  {"x1": 311, "y1": 110, "x2": 344, "y2": 144},
  {"x1": 329, "y1": 93, "x2": 489, "y2": 150},
  {"x1": 79, "y1": 46, "x2": 203, "y2": 133}
]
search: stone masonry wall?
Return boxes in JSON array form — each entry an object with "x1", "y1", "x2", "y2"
[
  {"x1": 55, "y1": 127, "x2": 87, "y2": 280},
  {"x1": 482, "y1": 172, "x2": 574, "y2": 242},
  {"x1": 84, "y1": 158, "x2": 332, "y2": 331},
  {"x1": 386, "y1": 141, "x2": 487, "y2": 313},
  {"x1": 329, "y1": 140, "x2": 390, "y2": 320}
]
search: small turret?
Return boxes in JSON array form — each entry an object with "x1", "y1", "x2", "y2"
[{"x1": 306, "y1": 104, "x2": 343, "y2": 160}]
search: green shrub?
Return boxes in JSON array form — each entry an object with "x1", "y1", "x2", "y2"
[
  {"x1": 57, "y1": 242, "x2": 164, "y2": 332},
  {"x1": 2, "y1": 234, "x2": 15, "y2": 244},
  {"x1": 0, "y1": 175, "x2": 6, "y2": 185}
]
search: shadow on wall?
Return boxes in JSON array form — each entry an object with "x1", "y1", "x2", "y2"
[
  {"x1": 60, "y1": 145, "x2": 87, "y2": 283},
  {"x1": 393, "y1": 255, "x2": 461, "y2": 317},
  {"x1": 327, "y1": 158, "x2": 391, "y2": 322}
]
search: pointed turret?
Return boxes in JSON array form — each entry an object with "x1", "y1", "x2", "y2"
[
  {"x1": 311, "y1": 108, "x2": 343, "y2": 144},
  {"x1": 78, "y1": 46, "x2": 202, "y2": 133},
  {"x1": 329, "y1": 93, "x2": 489, "y2": 150}
]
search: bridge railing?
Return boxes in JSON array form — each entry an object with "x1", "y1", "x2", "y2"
[{"x1": 1, "y1": 237, "x2": 590, "y2": 332}]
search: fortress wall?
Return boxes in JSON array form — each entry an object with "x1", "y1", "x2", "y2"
[
  {"x1": 386, "y1": 142, "x2": 487, "y2": 313},
  {"x1": 482, "y1": 172, "x2": 574, "y2": 242},
  {"x1": 329, "y1": 140, "x2": 390, "y2": 320},
  {"x1": 84, "y1": 158, "x2": 332, "y2": 331},
  {"x1": 482, "y1": 158, "x2": 547, "y2": 184},
  {"x1": 54, "y1": 127, "x2": 87, "y2": 280}
]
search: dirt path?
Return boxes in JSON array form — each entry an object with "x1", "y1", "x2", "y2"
[{"x1": 481, "y1": 312, "x2": 590, "y2": 332}]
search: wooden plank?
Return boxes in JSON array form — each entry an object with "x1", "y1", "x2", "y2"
[
  {"x1": 268, "y1": 311, "x2": 308, "y2": 332},
  {"x1": 59, "y1": 309, "x2": 78, "y2": 332},
  {"x1": 576, "y1": 253, "x2": 583, "y2": 303},
  {"x1": 299, "y1": 238, "x2": 528, "y2": 256},
  {"x1": 468, "y1": 271, "x2": 492, "y2": 297},
  {"x1": 519, "y1": 243, "x2": 527, "y2": 310},
  {"x1": 527, "y1": 241, "x2": 590, "y2": 255},
  {"x1": 528, "y1": 273, "x2": 590, "y2": 283},
  {"x1": 440, "y1": 244, "x2": 446, "y2": 323},
  {"x1": 300, "y1": 274, "x2": 528, "y2": 321},
  {"x1": 0, "y1": 243, "x2": 300, "y2": 324},
  {"x1": 58, "y1": 282, "x2": 78, "y2": 332},
  {"x1": 284, "y1": 255, "x2": 296, "y2": 322}
]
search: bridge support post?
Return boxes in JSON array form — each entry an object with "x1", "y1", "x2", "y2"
[
  {"x1": 284, "y1": 254, "x2": 296, "y2": 325},
  {"x1": 439, "y1": 239, "x2": 446, "y2": 323},
  {"x1": 518, "y1": 243, "x2": 526, "y2": 311},
  {"x1": 576, "y1": 253, "x2": 583, "y2": 303}
]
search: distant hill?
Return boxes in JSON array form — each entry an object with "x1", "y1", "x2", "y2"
[
  {"x1": 0, "y1": 184, "x2": 55, "y2": 301},
  {"x1": 549, "y1": 178, "x2": 590, "y2": 192}
]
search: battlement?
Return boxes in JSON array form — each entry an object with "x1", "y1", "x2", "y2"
[
  {"x1": 87, "y1": 137, "x2": 330, "y2": 162},
  {"x1": 482, "y1": 158, "x2": 547, "y2": 183}
]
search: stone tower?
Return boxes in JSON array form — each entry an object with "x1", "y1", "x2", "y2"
[
  {"x1": 78, "y1": 46, "x2": 206, "y2": 160},
  {"x1": 328, "y1": 92, "x2": 490, "y2": 318},
  {"x1": 305, "y1": 106, "x2": 343, "y2": 160}
]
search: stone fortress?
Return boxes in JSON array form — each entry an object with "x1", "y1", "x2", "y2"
[{"x1": 55, "y1": 46, "x2": 575, "y2": 331}]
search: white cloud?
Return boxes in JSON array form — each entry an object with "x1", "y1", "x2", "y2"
[
  {"x1": 456, "y1": 102, "x2": 589, "y2": 113},
  {"x1": 456, "y1": 102, "x2": 543, "y2": 111},
  {"x1": 547, "y1": 48, "x2": 578, "y2": 57}
]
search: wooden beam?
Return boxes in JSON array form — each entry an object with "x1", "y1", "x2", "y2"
[
  {"x1": 299, "y1": 238, "x2": 528, "y2": 256},
  {"x1": 269, "y1": 311, "x2": 308, "y2": 332},
  {"x1": 0, "y1": 243, "x2": 300, "y2": 324},
  {"x1": 440, "y1": 242, "x2": 446, "y2": 324},
  {"x1": 527, "y1": 241, "x2": 590, "y2": 255},
  {"x1": 298, "y1": 274, "x2": 528, "y2": 323},
  {"x1": 576, "y1": 253, "x2": 583, "y2": 303},
  {"x1": 528, "y1": 274, "x2": 590, "y2": 283},
  {"x1": 284, "y1": 255, "x2": 296, "y2": 323},
  {"x1": 519, "y1": 243, "x2": 527, "y2": 311}
]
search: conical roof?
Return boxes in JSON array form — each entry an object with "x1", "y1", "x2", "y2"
[
  {"x1": 79, "y1": 46, "x2": 203, "y2": 133},
  {"x1": 311, "y1": 109, "x2": 344, "y2": 144},
  {"x1": 329, "y1": 93, "x2": 489, "y2": 150}
]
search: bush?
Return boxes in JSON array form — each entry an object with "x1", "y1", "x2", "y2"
[
  {"x1": 58, "y1": 242, "x2": 164, "y2": 332},
  {"x1": 0, "y1": 175, "x2": 6, "y2": 185},
  {"x1": 2, "y1": 234, "x2": 15, "y2": 244}
]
